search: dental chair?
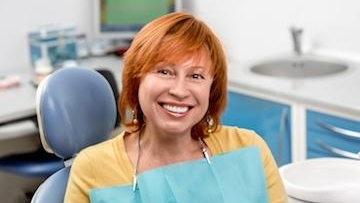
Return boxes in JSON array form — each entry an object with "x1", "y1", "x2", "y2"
[
  {"x1": 0, "y1": 117, "x2": 63, "y2": 177},
  {"x1": 30, "y1": 67, "x2": 117, "y2": 203}
]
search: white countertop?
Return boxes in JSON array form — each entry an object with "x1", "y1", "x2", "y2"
[
  {"x1": 227, "y1": 55, "x2": 360, "y2": 120},
  {"x1": 0, "y1": 67, "x2": 37, "y2": 124},
  {"x1": 0, "y1": 56, "x2": 123, "y2": 125}
]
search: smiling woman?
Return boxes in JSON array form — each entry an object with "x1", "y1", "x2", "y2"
[
  {"x1": 64, "y1": 11, "x2": 288, "y2": 203},
  {"x1": 137, "y1": 56, "x2": 213, "y2": 139}
]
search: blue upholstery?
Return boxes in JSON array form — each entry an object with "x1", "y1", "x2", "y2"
[
  {"x1": 31, "y1": 67, "x2": 117, "y2": 203},
  {"x1": 31, "y1": 167, "x2": 70, "y2": 202},
  {"x1": 0, "y1": 116, "x2": 64, "y2": 177},
  {"x1": 0, "y1": 68, "x2": 118, "y2": 177},
  {"x1": 0, "y1": 148, "x2": 63, "y2": 177}
]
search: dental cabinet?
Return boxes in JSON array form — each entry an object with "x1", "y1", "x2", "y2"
[
  {"x1": 222, "y1": 88, "x2": 360, "y2": 165},
  {"x1": 307, "y1": 110, "x2": 360, "y2": 159},
  {"x1": 221, "y1": 91, "x2": 292, "y2": 166},
  {"x1": 226, "y1": 56, "x2": 360, "y2": 164}
]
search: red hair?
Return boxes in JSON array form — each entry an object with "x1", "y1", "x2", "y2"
[{"x1": 119, "y1": 11, "x2": 228, "y2": 139}]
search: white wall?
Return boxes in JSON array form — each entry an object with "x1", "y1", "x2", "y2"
[
  {"x1": 1, "y1": 0, "x2": 360, "y2": 71},
  {"x1": 190, "y1": 0, "x2": 360, "y2": 62},
  {"x1": 0, "y1": 0, "x2": 92, "y2": 71}
]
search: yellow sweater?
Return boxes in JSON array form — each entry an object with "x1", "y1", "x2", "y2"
[{"x1": 64, "y1": 126, "x2": 288, "y2": 203}]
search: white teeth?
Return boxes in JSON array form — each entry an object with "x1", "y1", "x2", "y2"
[{"x1": 163, "y1": 104, "x2": 189, "y2": 113}]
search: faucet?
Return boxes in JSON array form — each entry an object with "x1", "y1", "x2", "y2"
[{"x1": 290, "y1": 26, "x2": 303, "y2": 55}]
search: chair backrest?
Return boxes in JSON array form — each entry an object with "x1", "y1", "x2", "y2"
[
  {"x1": 96, "y1": 69, "x2": 121, "y2": 126},
  {"x1": 31, "y1": 67, "x2": 117, "y2": 203}
]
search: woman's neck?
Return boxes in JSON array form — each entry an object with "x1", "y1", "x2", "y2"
[
  {"x1": 126, "y1": 129, "x2": 202, "y2": 172},
  {"x1": 141, "y1": 130, "x2": 201, "y2": 168}
]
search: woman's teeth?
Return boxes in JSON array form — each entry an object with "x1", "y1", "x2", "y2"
[{"x1": 163, "y1": 104, "x2": 189, "y2": 113}]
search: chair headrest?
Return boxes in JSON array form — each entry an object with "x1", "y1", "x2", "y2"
[{"x1": 36, "y1": 67, "x2": 117, "y2": 160}]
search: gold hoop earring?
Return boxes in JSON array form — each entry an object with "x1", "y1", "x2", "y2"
[{"x1": 207, "y1": 116, "x2": 214, "y2": 134}]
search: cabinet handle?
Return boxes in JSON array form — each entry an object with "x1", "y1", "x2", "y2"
[
  {"x1": 317, "y1": 121, "x2": 360, "y2": 140},
  {"x1": 316, "y1": 140, "x2": 360, "y2": 160}
]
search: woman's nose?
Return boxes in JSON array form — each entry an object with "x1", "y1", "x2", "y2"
[{"x1": 168, "y1": 78, "x2": 189, "y2": 98}]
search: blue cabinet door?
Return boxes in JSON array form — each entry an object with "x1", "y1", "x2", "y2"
[
  {"x1": 221, "y1": 91, "x2": 292, "y2": 165},
  {"x1": 307, "y1": 110, "x2": 360, "y2": 159}
]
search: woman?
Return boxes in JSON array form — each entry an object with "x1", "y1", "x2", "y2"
[{"x1": 64, "y1": 11, "x2": 288, "y2": 203}]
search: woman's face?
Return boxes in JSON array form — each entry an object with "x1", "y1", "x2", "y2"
[{"x1": 138, "y1": 54, "x2": 213, "y2": 136}]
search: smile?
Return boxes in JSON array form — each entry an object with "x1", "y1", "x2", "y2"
[{"x1": 162, "y1": 104, "x2": 190, "y2": 114}]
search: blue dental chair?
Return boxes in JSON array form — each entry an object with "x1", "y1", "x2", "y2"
[{"x1": 30, "y1": 67, "x2": 117, "y2": 203}]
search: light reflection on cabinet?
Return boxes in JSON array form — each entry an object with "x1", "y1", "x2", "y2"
[
  {"x1": 307, "y1": 110, "x2": 360, "y2": 159},
  {"x1": 221, "y1": 91, "x2": 292, "y2": 166}
]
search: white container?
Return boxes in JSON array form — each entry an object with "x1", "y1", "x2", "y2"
[{"x1": 280, "y1": 158, "x2": 360, "y2": 203}]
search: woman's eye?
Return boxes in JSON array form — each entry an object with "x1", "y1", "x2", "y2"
[
  {"x1": 191, "y1": 73, "x2": 205, "y2": 80},
  {"x1": 158, "y1": 69, "x2": 171, "y2": 75}
]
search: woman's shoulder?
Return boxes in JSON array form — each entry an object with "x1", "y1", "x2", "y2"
[
  {"x1": 205, "y1": 125, "x2": 267, "y2": 154},
  {"x1": 214, "y1": 125, "x2": 262, "y2": 143},
  {"x1": 77, "y1": 131, "x2": 125, "y2": 160}
]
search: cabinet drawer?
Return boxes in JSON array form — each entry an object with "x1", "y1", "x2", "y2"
[{"x1": 307, "y1": 110, "x2": 360, "y2": 159}]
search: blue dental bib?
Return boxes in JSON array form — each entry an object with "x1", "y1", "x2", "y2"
[{"x1": 89, "y1": 146, "x2": 269, "y2": 203}]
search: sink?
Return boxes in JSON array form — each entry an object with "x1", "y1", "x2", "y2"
[
  {"x1": 250, "y1": 56, "x2": 348, "y2": 78},
  {"x1": 279, "y1": 158, "x2": 360, "y2": 203}
]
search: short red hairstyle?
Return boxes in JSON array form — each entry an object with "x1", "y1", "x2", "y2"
[{"x1": 119, "y1": 11, "x2": 228, "y2": 139}]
